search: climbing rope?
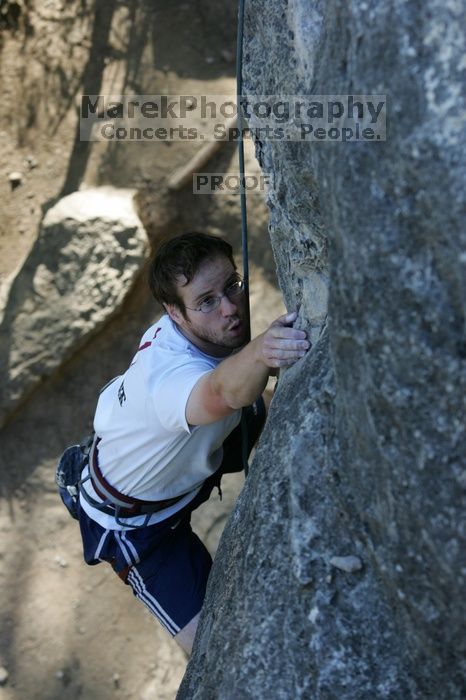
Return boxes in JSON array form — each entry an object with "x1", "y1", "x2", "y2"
[
  {"x1": 236, "y1": 0, "x2": 250, "y2": 341},
  {"x1": 236, "y1": 0, "x2": 252, "y2": 477}
]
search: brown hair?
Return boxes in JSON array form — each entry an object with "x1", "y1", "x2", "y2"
[{"x1": 148, "y1": 232, "x2": 236, "y2": 314}]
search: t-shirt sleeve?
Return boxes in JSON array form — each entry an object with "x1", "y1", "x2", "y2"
[{"x1": 148, "y1": 349, "x2": 213, "y2": 433}]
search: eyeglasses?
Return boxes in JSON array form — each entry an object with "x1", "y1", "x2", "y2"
[{"x1": 185, "y1": 278, "x2": 245, "y2": 313}]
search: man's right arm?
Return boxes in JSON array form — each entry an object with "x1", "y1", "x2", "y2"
[{"x1": 186, "y1": 311, "x2": 309, "y2": 426}]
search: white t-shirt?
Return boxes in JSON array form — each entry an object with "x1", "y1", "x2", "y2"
[{"x1": 80, "y1": 314, "x2": 241, "y2": 529}]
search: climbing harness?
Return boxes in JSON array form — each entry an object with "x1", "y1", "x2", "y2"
[
  {"x1": 85, "y1": 437, "x2": 191, "y2": 517},
  {"x1": 56, "y1": 433, "x2": 193, "y2": 527}
]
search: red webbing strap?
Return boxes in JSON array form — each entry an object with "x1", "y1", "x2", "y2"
[{"x1": 89, "y1": 437, "x2": 186, "y2": 513}]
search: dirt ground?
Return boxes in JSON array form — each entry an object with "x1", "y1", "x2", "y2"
[{"x1": 0, "y1": 2, "x2": 283, "y2": 699}]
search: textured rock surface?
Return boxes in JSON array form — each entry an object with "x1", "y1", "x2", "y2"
[
  {"x1": 179, "y1": 1, "x2": 466, "y2": 698},
  {"x1": 0, "y1": 187, "x2": 147, "y2": 426}
]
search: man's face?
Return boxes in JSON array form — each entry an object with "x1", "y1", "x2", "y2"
[{"x1": 166, "y1": 255, "x2": 247, "y2": 357}]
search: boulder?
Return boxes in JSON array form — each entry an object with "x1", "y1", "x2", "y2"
[
  {"x1": 0, "y1": 187, "x2": 148, "y2": 426},
  {"x1": 178, "y1": 1, "x2": 466, "y2": 698}
]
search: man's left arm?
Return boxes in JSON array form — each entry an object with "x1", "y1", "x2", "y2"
[{"x1": 186, "y1": 311, "x2": 308, "y2": 425}]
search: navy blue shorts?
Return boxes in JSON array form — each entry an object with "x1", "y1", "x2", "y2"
[{"x1": 77, "y1": 400, "x2": 266, "y2": 635}]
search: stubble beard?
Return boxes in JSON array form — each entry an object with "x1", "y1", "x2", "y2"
[{"x1": 184, "y1": 312, "x2": 247, "y2": 353}]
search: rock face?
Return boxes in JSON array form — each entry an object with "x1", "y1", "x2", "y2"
[
  {"x1": 179, "y1": 1, "x2": 466, "y2": 699},
  {"x1": 0, "y1": 187, "x2": 147, "y2": 426}
]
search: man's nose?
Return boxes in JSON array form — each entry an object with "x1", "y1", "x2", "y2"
[{"x1": 219, "y1": 294, "x2": 237, "y2": 315}]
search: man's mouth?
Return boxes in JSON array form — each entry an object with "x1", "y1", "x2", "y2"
[{"x1": 227, "y1": 320, "x2": 243, "y2": 332}]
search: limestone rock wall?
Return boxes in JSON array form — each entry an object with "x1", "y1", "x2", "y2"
[{"x1": 178, "y1": 1, "x2": 466, "y2": 698}]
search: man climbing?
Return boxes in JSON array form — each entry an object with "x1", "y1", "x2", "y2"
[{"x1": 76, "y1": 231, "x2": 309, "y2": 654}]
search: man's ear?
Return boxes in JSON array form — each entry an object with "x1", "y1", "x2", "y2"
[{"x1": 164, "y1": 303, "x2": 184, "y2": 324}]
